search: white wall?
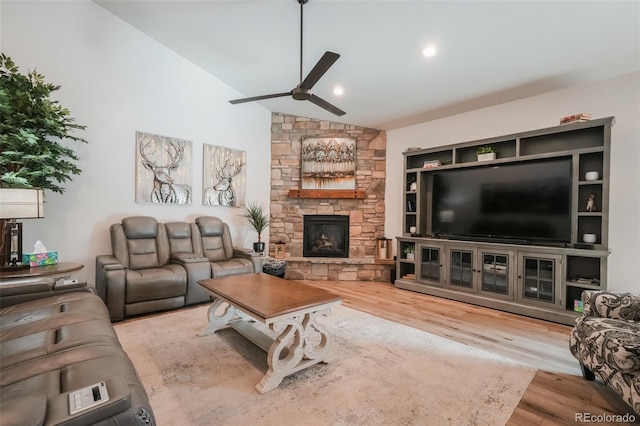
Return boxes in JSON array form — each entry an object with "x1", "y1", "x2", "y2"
[
  {"x1": 1, "y1": 1, "x2": 272, "y2": 283},
  {"x1": 386, "y1": 72, "x2": 640, "y2": 293}
]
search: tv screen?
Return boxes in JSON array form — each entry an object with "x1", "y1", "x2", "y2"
[{"x1": 432, "y1": 158, "x2": 572, "y2": 244}]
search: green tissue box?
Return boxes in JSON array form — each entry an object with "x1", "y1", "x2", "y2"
[{"x1": 22, "y1": 252, "x2": 58, "y2": 266}]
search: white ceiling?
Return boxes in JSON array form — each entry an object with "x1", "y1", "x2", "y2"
[{"x1": 96, "y1": 0, "x2": 640, "y2": 130}]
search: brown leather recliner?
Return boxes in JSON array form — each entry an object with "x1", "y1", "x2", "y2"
[
  {"x1": 195, "y1": 216, "x2": 263, "y2": 278},
  {"x1": 165, "y1": 220, "x2": 212, "y2": 305},
  {"x1": 0, "y1": 292, "x2": 155, "y2": 425},
  {"x1": 96, "y1": 216, "x2": 262, "y2": 321},
  {"x1": 96, "y1": 216, "x2": 187, "y2": 321}
]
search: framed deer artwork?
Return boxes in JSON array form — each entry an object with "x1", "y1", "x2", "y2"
[
  {"x1": 135, "y1": 131, "x2": 193, "y2": 205},
  {"x1": 203, "y1": 144, "x2": 247, "y2": 207}
]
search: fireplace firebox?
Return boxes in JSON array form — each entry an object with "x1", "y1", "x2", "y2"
[{"x1": 303, "y1": 215, "x2": 349, "y2": 258}]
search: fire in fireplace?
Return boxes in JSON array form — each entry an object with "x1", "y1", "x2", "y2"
[{"x1": 303, "y1": 215, "x2": 349, "y2": 258}]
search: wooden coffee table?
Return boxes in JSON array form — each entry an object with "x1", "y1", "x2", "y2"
[{"x1": 198, "y1": 273, "x2": 342, "y2": 394}]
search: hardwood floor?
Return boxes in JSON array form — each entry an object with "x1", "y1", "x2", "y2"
[{"x1": 299, "y1": 279, "x2": 638, "y2": 425}]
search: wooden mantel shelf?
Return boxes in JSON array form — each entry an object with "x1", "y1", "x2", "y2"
[{"x1": 288, "y1": 189, "x2": 366, "y2": 199}]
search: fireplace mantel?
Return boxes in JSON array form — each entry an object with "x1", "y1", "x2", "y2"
[{"x1": 288, "y1": 189, "x2": 366, "y2": 199}]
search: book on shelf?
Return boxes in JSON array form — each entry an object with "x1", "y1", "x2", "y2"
[
  {"x1": 560, "y1": 113, "x2": 591, "y2": 125},
  {"x1": 423, "y1": 159, "x2": 442, "y2": 168}
]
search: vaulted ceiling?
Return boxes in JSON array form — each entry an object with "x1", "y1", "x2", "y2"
[{"x1": 97, "y1": 0, "x2": 639, "y2": 130}]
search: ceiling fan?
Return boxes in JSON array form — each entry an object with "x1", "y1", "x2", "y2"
[{"x1": 229, "y1": 0, "x2": 345, "y2": 116}]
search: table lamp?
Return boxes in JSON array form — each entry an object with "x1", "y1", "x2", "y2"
[{"x1": 0, "y1": 188, "x2": 44, "y2": 270}]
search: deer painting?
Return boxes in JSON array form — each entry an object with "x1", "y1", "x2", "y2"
[
  {"x1": 204, "y1": 157, "x2": 246, "y2": 207},
  {"x1": 139, "y1": 138, "x2": 192, "y2": 204}
]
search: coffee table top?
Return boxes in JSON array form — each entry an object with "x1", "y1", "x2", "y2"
[{"x1": 199, "y1": 273, "x2": 342, "y2": 320}]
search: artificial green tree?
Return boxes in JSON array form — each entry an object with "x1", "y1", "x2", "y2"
[{"x1": 0, "y1": 53, "x2": 87, "y2": 194}]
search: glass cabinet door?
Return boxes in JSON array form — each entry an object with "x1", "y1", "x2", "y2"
[
  {"x1": 518, "y1": 254, "x2": 561, "y2": 307},
  {"x1": 523, "y1": 257, "x2": 554, "y2": 302},
  {"x1": 481, "y1": 253, "x2": 510, "y2": 296},
  {"x1": 448, "y1": 249, "x2": 474, "y2": 290},
  {"x1": 417, "y1": 246, "x2": 442, "y2": 285}
]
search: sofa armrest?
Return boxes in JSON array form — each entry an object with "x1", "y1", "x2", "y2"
[
  {"x1": 582, "y1": 290, "x2": 640, "y2": 321},
  {"x1": 232, "y1": 246, "x2": 257, "y2": 257},
  {"x1": 0, "y1": 394, "x2": 46, "y2": 426},
  {"x1": 233, "y1": 247, "x2": 263, "y2": 272},
  {"x1": 1, "y1": 277, "x2": 94, "y2": 308},
  {"x1": 95, "y1": 255, "x2": 127, "y2": 321}
]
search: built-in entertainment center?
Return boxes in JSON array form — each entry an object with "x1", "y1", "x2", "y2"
[{"x1": 396, "y1": 117, "x2": 613, "y2": 325}]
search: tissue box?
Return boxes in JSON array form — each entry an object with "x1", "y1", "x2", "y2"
[{"x1": 22, "y1": 252, "x2": 58, "y2": 266}]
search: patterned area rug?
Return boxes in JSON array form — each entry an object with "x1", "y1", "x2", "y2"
[{"x1": 115, "y1": 304, "x2": 537, "y2": 425}]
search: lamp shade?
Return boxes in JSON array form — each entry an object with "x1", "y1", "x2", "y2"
[{"x1": 0, "y1": 188, "x2": 44, "y2": 219}]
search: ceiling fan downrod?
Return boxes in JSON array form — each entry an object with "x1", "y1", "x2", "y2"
[{"x1": 299, "y1": 0, "x2": 309, "y2": 84}]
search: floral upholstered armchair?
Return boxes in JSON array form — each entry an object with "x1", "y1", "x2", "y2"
[{"x1": 569, "y1": 290, "x2": 640, "y2": 415}]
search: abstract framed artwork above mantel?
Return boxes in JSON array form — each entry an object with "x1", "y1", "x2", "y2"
[
  {"x1": 135, "y1": 131, "x2": 193, "y2": 205},
  {"x1": 289, "y1": 137, "x2": 364, "y2": 199},
  {"x1": 301, "y1": 137, "x2": 356, "y2": 189},
  {"x1": 203, "y1": 144, "x2": 247, "y2": 208}
]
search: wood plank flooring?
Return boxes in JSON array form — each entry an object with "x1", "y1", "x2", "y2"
[{"x1": 299, "y1": 279, "x2": 638, "y2": 425}]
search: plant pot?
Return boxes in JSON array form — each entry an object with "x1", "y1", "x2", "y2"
[
  {"x1": 477, "y1": 153, "x2": 496, "y2": 162},
  {"x1": 406, "y1": 253, "x2": 415, "y2": 261},
  {"x1": 253, "y1": 242, "x2": 266, "y2": 254}
]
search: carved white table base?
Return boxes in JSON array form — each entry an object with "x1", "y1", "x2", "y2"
[{"x1": 201, "y1": 297, "x2": 338, "y2": 394}]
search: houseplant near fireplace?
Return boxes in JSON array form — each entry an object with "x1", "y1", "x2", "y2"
[{"x1": 241, "y1": 202, "x2": 270, "y2": 254}]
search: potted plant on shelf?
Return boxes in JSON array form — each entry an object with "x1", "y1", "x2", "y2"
[
  {"x1": 476, "y1": 145, "x2": 497, "y2": 162},
  {"x1": 241, "y1": 202, "x2": 270, "y2": 254},
  {"x1": 403, "y1": 245, "x2": 415, "y2": 261}
]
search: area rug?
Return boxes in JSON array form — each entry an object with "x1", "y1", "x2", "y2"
[{"x1": 114, "y1": 305, "x2": 537, "y2": 426}]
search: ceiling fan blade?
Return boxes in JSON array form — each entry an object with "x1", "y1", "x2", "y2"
[
  {"x1": 308, "y1": 94, "x2": 346, "y2": 116},
  {"x1": 229, "y1": 92, "x2": 291, "y2": 104},
  {"x1": 299, "y1": 51, "x2": 340, "y2": 91}
]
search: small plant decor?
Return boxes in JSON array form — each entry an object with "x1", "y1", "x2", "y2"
[
  {"x1": 476, "y1": 145, "x2": 496, "y2": 155},
  {"x1": 241, "y1": 202, "x2": 270, "y2": 253},
  {"x1": 403, "y1": 245, "x2": 415, "y2": 254}
]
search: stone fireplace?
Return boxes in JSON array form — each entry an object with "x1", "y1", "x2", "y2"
[
  {"x1": 303, "y1": 215, "x2": 349, "y2": 258},
  {"x1": 269, "y1": 113, "x2": 393, "y2": 281}
]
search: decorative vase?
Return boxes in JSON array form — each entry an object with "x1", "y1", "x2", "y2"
[
  {"x1": 253, "y1": 242, "x2": 266, "y2": 254},
  {"x1": 406, "y1": 253, "x2": 414, "y2": 261}
]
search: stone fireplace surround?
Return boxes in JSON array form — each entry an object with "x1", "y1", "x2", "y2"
[{"x1": 269, "y1": 113, "x2": 392, "y2": 281}]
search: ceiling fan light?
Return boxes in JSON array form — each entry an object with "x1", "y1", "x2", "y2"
[
  {"x1": 422, "y1": 45, "x2": 437, "y2": 58},
  {"x1": 333, "y1": 86, "x2": 344, "y2": 96}
]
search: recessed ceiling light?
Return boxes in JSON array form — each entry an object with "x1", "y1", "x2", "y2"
[
  {"x1": 422, "y1": 45, "x2": 437, "y2": 58},
  {"x1": 333, "y1": 86, "x2": 344, "y2": 96}
]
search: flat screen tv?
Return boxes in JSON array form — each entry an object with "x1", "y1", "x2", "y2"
[{"x1": 431, "y1": 158, "x2": 572, "y2": 245}]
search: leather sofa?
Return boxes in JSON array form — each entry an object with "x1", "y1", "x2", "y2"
[
  {"x1": 569, "y1": 290, "x2": 640, "y2": 415},
  {"x1": 96, "y1": 216, "x2": 262, "y2": 321},
  {"x1": 0, "y1": 287, "x2": 155, "y2": 425}
]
